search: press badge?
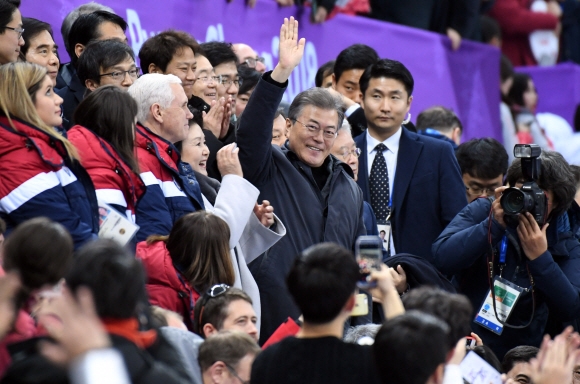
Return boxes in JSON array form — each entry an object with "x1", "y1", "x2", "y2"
[{"x1": 474, "y1": 276, "x2": 524, "y2": 335}]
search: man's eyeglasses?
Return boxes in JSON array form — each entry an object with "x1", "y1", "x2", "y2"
[
  {"x1": 465, "y1": 185, "x2": 497, "y2": 197},
  {"x1": 197, "y1": 75, "x2": 220, "y2": 84},
  {"x1": 216, "y1": 75, "x2": 242, "y2": 88},
  {"x1": 4, "y1": 26, "x2": 24, "y2": 39},
  {"x1": 225, "y1": 362, "x2": 250, "y2": 384},
  {"x1": 338, "y1": 147, "x2": 362, "y2": 160},
  {"x1": 241, "y1": 56, "x2": 265, "y2": 69},
  {"x1": 99, "y1": 67, "x2": 141, "y2": 81},
  {"x1": 195, "y1": 284, "x2": 230, "y2": 334},
  {"x1": 293, "y1": 119, "x2": 337, "y2": 139}
]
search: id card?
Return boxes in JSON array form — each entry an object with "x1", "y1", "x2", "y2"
[
  {"x1": 377, "y1": 223, "x2": 391, "y2": 252},
  {"x1": 98, "y1": 201, "x2": 139, "y2": 246},
  {"x1": 474, "y1": 276, "x2": 524, "y2": 335}
]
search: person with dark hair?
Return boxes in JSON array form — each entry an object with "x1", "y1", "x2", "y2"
[
  {"x1": 507, "y1": 73, "x2": 551, "y2": 150},
  {"x1": 63, "y1": 239, "x2": 191, "y2": 383},
  {"x1": 502, "y1": 345, "x2": 539, "y2": 383},
  {"x1": 354, "y1": 58, "x2": 467, "y2": 263},
  {"x1": 68, "y1": 86, "x2": 145, "y2": 222},
  {"x1": 191, "y1": 51, "x2": 217, "y2": 113},
  {"x1": 402, "y1": 287, "x2": 473, "y2": 352},
  {"x1": 251, "y1": 243, "x2": 404, "y2": 384},
  {"x1": 481, "y1": 15, "x2": 502, "y2": 47},
  {"x1": 373, "y1": 311, "x2": 450, "y2": 384},
  {"x1": 20, "y1": 18, "x2": 59, "y2": 87},
  {"x1": 0, "y1": 0, "x2": 24, "y2": 64},
  {"x1": 455, "y1": 138, "x2": 509, "y2": 203},
  {"x1": 193, "y1": 287, "x2": 258, "y2": 341},
  {"x1": 200, "y1": 41, "x2": 240, "y2": 114},
  {"x1": 315, "y1": 59, "x2": 334, "y2": 88},
  {"x1": 330, "y1": 44, "x2": 378, "y2": 137},
  {"x1": 57, "y1": 10, "x2": 128, "y2": 129},
  {"x1": 434, "y1": 150, "x2": 580, "y2": 358},
  {"x1": 199, "y1": 331, "x2": 261, "y2": 384},
  {"x1": 57, "y1": 1, "x2": 115, "y2": 89},
  {"x1": 416, "y1": 106, "x2": 463, "y2": 149},
  {"x1": 137, "y1": 211, "x2": 235, "y2": 331},
  {"x1": 235, "y1": 65, "x2": 261, "y2": 118},
  {"x1": 0, "y1": 62, "x2": 98, "y2": 249},
  {"x1": 233, "y1": 42, "x2": 266, "y2": 73},
  {"x1": 236, "y1": 18, "x2": 367, "y2": 343},
  {"x1": 138, "y1": 30, "x2": 198, "y2": 100},
  {"x1": 76, "y1": 39, "x2": 138, "y2": 93}
]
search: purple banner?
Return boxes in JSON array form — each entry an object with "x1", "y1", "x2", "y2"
[
  {"x1": 20, "y1": 0, "x2": 502, "y2": 141},
  {"x1": 518, "y1": 63, "x2": 580, "y2": 129}
]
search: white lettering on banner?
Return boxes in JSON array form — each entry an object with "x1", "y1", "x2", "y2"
[
  {"x1": 126, "y1": 9, "x2": 159, "y2": 59},
  {"x1": 205, "y1": 24, "x2": 225, "y2": 43}
]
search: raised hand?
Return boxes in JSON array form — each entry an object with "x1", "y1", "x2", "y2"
[
  {"x1": 271, "y1": 17, "x2": 306, "y2": 83},
  {"x1": 217, "y1": 143, "x2": 243, "y2": 177},
  {"x1": 203, "y1": 97, "x2": 226, "y2": 139},
  {"x1": 254, "y1": 200, "x2": 275, "y2": 227}
]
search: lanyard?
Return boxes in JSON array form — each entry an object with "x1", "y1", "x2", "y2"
[{"x1": 499, "y1": 234, "x2": 508, "y2": 265}]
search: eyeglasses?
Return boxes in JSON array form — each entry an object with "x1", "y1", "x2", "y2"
[
  {"x1": 225, "y1": 362, "x2": 250, "y2": 384},
  {"x1": 338, "y1": 147, "x2": 362, "y2": 160},
  {"x1": 99, "y1": 67, "x2": 141, "y2": 81},
  {"x1": 293, "y1": 119, "x2": 337, "y2": 139},
  {"x1": 216, "y1": 75, "x2": 242, "y2": 88},
  {"x1": 197, "y1": 75, "x2": 219, "y2": 84},
  {"x1": 465, "y1": 185, "x2": 497, "y2": 197},
  {"x1": 241, "y1": 56, "x2": 265, "y2": 69},
  {"x1": 195, "y1": 284, "x2": 230, "y2": 334},
  {"x1": 4, "y1": 26, "x2": 24, "y2": 39}
]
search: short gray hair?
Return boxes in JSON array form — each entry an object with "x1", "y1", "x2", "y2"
[
  {"x1": 128, "y1": 73, "x2": 182, "y2": 123},
  {"x1": 288, "y1": 87, "x2": 344, "y2": 128},
  {"x1": 338, "y1": 119, "x2": 352, "y2": 134},
  {"x1": 61, "y1": 2, "x2": 115, "y2": 52}
]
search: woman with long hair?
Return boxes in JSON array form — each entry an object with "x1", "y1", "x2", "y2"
[
  {"x1": 0, "y1": 62, "x2": 98, "y2": 248},
  {"x1": 136, "y1": 211, "x2": 235, "y2": 331},
  {"x1": 68, "y1": 86, "x2": 145, "y2": 222}
]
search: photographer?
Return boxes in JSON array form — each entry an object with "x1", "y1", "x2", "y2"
[{"x1": 433, "y1": 148, "x2": 580, "y2": 359}]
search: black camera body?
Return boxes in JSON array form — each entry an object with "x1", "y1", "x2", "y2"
[{"x1": 500, "y1": 144, "x2": 548, "y2": 227}]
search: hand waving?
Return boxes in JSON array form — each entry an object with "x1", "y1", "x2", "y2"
[{"x1": 271, "y1": 17, "x2": 306, "y2": 83}]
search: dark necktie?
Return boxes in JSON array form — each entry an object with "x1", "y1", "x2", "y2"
[{"x1": 369, "y1": 143, "x2": 390, "y2": 225}]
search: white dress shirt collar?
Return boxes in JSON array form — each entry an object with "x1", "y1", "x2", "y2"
[{"x1": 366, "y1": 127, "x2": 402, "y2": 156}]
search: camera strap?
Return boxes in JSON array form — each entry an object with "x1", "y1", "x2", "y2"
[{"x1": 480, "y1": 204, "x2": 536, "y2": 333}]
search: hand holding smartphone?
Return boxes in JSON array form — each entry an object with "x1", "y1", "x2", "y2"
[{"x1": 356, "y1": 236, "x2": 383, "y2": 289}]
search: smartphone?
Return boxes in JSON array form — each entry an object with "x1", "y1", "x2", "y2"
[
  {"x1": 355, "y1": 236, "x2": 383, "y2": 289},
  {"x1": 351, "y1": 293, "x2": 369, "y2": 317},
  {"x1": 465, "y1": 336, "x2": 476, "y2": 348}
]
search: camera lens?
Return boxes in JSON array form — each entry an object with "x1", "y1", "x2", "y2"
[{"x1": 501, "y1": 188, "x2": 526, "y2": 214}]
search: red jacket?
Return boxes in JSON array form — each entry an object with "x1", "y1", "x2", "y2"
[
  {"x1": 489, "y1": 0, "x2": 559, "y2": 66},
  {"x1": 136, "y1": 240, "x2": 200, "y2": 331},
  {"x1": 68, "y1": 125, "x2": 145, "y2": 220}
]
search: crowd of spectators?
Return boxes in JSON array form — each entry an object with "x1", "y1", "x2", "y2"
[{"x1": 1, "y1": 0, "x2": 580, "y2": 383}]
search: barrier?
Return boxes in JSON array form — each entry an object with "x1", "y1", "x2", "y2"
[{"x1": 21, "y1": 0, "x2": 502, "y2": 141}]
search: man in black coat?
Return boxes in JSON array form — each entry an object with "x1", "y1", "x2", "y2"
[{"x1": 236, "y1": 17, "x2": 366, "y2": 344}]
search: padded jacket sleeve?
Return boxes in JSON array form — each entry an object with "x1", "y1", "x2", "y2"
[{"x1": 135, "y1": 171, "x2": 174, "y2": 242}]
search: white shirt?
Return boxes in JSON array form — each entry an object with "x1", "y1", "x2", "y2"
[
  {"x1": 366, "y1": 127, "x2": 402, "y2": 255},
  {"x1": 366, "y1": 127, "x2": 402, "y2": 202}
]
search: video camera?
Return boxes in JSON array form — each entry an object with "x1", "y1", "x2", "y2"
[{"x1": 500, "y1": 144, "x2": 548, "y2": 227}]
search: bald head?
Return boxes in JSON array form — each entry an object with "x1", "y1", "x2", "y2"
[{"x1": 233, "y1": 43, "x2": 265, "y2": 73}]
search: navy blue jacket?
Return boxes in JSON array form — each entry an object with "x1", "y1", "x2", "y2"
[
  {"x1": 354, "y1": 128, "x2": 467, "y2": 263},
  {"x1": 433, "y1": 198, "x2": 580, "y2": 358},
  {"x1": 237, "y1": 73, "x2": 367, "y2": 343}
]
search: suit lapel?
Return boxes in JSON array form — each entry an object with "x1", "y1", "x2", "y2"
[
  {"x1": 69, "y1": 72, "x2": 87, "y2": 104},
  {"x1": 393, "y1": 128, "x2": 423, "y2": 215}
]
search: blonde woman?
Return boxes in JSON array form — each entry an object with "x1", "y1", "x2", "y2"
[{"x1": 0, "y1": 62, "x2": 98, "y2": 248}]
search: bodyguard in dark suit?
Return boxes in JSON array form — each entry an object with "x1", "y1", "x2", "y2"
[{"x1": 354, "y1": 59, "x2": 467, "y2": 264}]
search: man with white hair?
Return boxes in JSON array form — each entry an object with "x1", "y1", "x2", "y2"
[{"x1": 128, "y1": 73, "x2": 203, "y2": 241}]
